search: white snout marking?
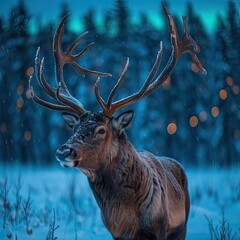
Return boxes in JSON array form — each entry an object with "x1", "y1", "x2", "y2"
[
  {"x1": 60, "y1": 161, "x2": 76, "y2": 168},
  {"x1": 58, "y1": 157, "x2": 83, "y2": 168}
]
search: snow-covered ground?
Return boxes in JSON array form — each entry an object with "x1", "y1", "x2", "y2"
[{"x1": 0, "y1": 164, "x2": 239, "y2": 240}]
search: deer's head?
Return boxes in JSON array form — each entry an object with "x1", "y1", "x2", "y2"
[
  {"x1": 29, "y1": 4, "x2": 206, "y2": 171},
  {"x1": 55, "y1": 110, "x2": 133, "y2": 169}
]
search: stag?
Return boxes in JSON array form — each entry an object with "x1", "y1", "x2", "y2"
[{"x1": 29, "y1": 4, "x2": 206, "y2": 240}]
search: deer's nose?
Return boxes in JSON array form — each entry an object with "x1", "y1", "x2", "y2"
[{"x1": 56, "y1": 145, "x2": 77, "y2": 161}]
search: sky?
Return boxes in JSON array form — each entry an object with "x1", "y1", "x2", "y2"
[{"x1": 1, "y1": 0, "x2": 239, "y2": 33}]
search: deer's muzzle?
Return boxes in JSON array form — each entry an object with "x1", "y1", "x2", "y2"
[{"x1": 56, "y1": 144, "x2": 80, "y2": 168}]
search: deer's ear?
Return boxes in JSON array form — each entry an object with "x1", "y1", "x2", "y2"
[
  {"x1": 62, "y1": 112, "x2": 80, "y2": 128},
  {"x1": 112, "y1": 110, "x2": 134, "y2": 133}
]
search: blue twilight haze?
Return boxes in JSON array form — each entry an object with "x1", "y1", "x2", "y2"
[
  {"x1": 0, "y1": 0, "x2": 240, "y2": 239},
  {"x1": 1, "y1": 0, "x2": 234, "y2": 32}
]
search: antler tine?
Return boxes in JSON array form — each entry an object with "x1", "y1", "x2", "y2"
[
  {"x1": 66, "y1": 31, "x2": 89, "y2": 56},
  {"x1": 35, "y1": 48, "x2": 56, "y2": 99},
  {"x1": 53, "y1": 16, "x2": 86, "y2": 114},
  {"x1": 95, "y1": 3, "x2": 206, "y2": 116},
  {"x1": 94, "y1": 59, "x2": 130, "y2": 114},
  {"x1": 95, "y1": 78, "x2": 109, "y2": 113},
  {"x1": 182, "y1": 16, "x2": 207, "y2": 74},
  {"x1": 144, "y1": 3, "x2": 182, "y2": 92},
  {"x1": 71, "y1": 55, "x2": 112, "y2": 77},
  {"x1": 66, "y1": 31, "x2": 108, "y2": 76},
  {"x1": 96, "y1": 42, "x2": 163, "y2": 116},
  {"x1": 107, "y1": 58, "x2": 130, "y2": 107},
  {"x1": 72, "y1": 42, "x2": 94, "y2": 62},
  {"x1": 54, "y1": 16, "x2": 111, "y2": 77},
  {"x1": 53, "y1": 14, "x2": 71, "y2": 92},
  {"x1": 56, "y1": 82, "x2": 85, "y2": 113},
  {"x1": 53, "y1": 14, "x2": 112, "y2": 114},
  {"x1": 140, "y1": 3, "x2": 207, "y2": 98},
  {"x1": 30, "y1": 14, "x2": 111, "y2": 115},
  {"x1": 29, "y1": 76, "x2": 74, "y2": 112},
  {"x1": 69, "y1": 38, "x2": 112, "y2": 77},
  {"x1": 109, "y1": 44, "x2": 163, "y2": 116},
  {"x1": 31, "y1": 48, "x2": 74, "y2": 112}
]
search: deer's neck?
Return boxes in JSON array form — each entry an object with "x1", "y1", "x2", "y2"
[
  {"x1": 89, "y1": 133, "x2": 153, "y2": 206},
  {"x1": 101, "y1": 132, "x2": 140, "y2": 180}
]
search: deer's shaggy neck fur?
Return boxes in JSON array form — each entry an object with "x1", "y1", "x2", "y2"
[{"x1": 88, "y1": 132, "x2": 169, "y2": 239}]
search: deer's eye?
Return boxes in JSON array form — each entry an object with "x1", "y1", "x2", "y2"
[{"x1": 98, "y1": 128, "x2": 106, "y2": 135}]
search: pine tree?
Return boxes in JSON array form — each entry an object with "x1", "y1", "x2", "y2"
[
  {"x1": 1, "y1": 0, "x2": 36, "y2": 163},
  {"x1": 12, "y1": 0, "x2": 34, "y2": 163},
  {"x1": 114, "y1": 0, "x2": 129, "y2": 41},
  {"x1": 0, "y1": 16, "x2": 10, "y2": 162},
  {"x1": 173, "y1": 2, "x2": 210, "y2": 166},
  {"x1": 213, "y1": 1, "x2": 240, "y2": 166}
]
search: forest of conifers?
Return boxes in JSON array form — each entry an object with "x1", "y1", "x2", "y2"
[{"x1": 0, "y1": 0, "x2": 239, "y2": 166}]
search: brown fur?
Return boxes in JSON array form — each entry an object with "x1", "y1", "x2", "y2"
[
  {"x1": 62, "y1": 118, "x2": 190, "y2": 240},
  {"x1": 55, "y1": 112, "x2": 190, "y2": 240}
]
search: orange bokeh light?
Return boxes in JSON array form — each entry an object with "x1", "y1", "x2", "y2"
[
  {"x1": 26, "y1": 89, "x2": 32, "y2": 99},
  {"x1": 219, "y1": 89, "x2": 227, "y2": 100},
  {"x1": 24, "y1": 131, "x2": 32, "y2": 141},
  {"x1": 233, "y1": 85, "x2": 239, "y2": 95},
  {"x1": 17, "y1": 85, "x2": 24, "y2": 95},
  {"x1": 17, "y1": 98, "x2": 24, "y2": 109},
  {"x1": 226, "y1": 76, "x2": 233, "y2": 86},
  {"x1": 189, "y1": 116, "x2": 198, "y2": 127},
  {"x1": 26, "y1": 67, "x2": 34, "y2": 77},
  {"x1": 167, "y1": 122, "x2": 177, "y2": 134},
  {"x1": 211, "y1": 106, "x2": 219, "y2": 117}
]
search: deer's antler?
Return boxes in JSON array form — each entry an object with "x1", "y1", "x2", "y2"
[
  {"x1": 95, "y1": 3, "x2": 207, "y2": 117},
  {"x1": 30, "y1": 5, "x2": 206, "y2": 118},
  {"x1": 30, "y1": 15, "x2": 111, "y2": 115}
]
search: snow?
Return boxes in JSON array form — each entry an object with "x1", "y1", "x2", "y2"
[{"x1": 0, "y1": 165, "x2": 239, "y2": 240}]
